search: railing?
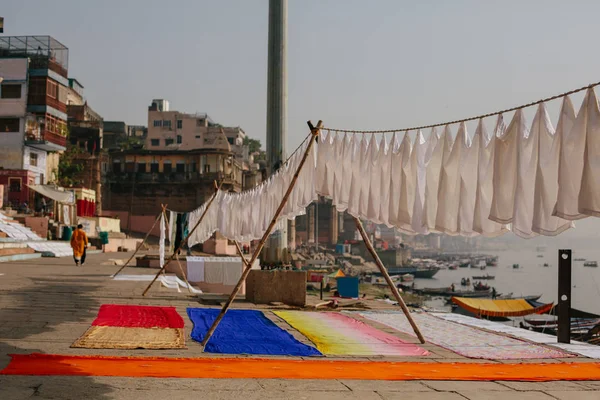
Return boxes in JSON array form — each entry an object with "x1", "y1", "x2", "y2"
[{"x1": 42, "y1": 130, "x2": 67, "y2": 148}]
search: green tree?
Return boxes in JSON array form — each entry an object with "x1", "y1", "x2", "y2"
[
  {"x1": 243, "y1": 137, "x2": 262, "y2": 153},
  {"x1": 57, "y1": 145, "x2": 85, "y2": 187}
]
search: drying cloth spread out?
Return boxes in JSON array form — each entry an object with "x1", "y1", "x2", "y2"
[
  {"x1": 92, "y1": 304, "x2": 184, "y2": 328},
  {"x1": 274, "y1": 311, "x2": 429, "y2": 356},
  {"x1": 354, "y1": 311, "x2": 572, "y2": 360},
  {"x1": 4, "y1": 353, "x2": 600, "y2": 381},
  {"x1": 187, "y1": 308, "x2": 321, "y2": 357},
  {"x1": 451, "y1": 298, "x2": 554, "y2": 317}
]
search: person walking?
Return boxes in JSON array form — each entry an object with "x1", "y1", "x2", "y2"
[{"x1": 70, "y1": 224, "x2": 89, "y2": 266}]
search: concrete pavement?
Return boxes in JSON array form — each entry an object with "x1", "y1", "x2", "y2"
[{"x1": 0, "y1": 252, "x2": 599, "y2": 399}]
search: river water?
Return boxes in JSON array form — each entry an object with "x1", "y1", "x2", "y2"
[{"x1": 415, "y1": 248, "x2": 600, "y2": 315}]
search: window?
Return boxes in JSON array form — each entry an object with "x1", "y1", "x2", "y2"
[
  {"x1": 191, "y1": 162, "x2": 197, "y2": 173},
  {"x1": 163, "y1": 161, "x2": 172, "y2": 174},
  {"x1": 195, "y1": 135, "x2": 201, "y2": 139},
  {"x1": 165, "y1": 138, "x2": 174, "y2": 146},
  {"x1": 150, "y1": 162, "x2": 159, "y2": 173},
  {"x1": 137, "y1": 163, "x2": 146, "y2": 173},
  {"x1": 163, "y1": 120, "x2": 172, "y2": 129},
  {"x1": 151, "y1": 139, "x2": 160, "y2": 146},
  {"x1": 227, "y1": 137, "x2": 234, "y2": 145},
  {"x1": 196, "y1": 119, "x2": 204, "y2": 127},
  {"x1": 1, "y1": 84, "x2": 21, "y2": 99},
  {"x1": 30, "y1": 152, "x2": 38, "y2": 167},
  {"x1": 177, "y1": 120, "x2": 183, "y2": 129},
  {"x1": 176, "y1": 135, "x2": 182, "y2": 144},
  {"x1": 125, "y1": 161, "x2": 135, "y2": 172},
  {"x1": 112, "y1": 161, "x2": 122, "y2": 173},
  {"x1": 0, "y1": 118, "x2": 19, "y2": 132},
  {"x1": 47, "y1": 80, "x2": 58, "y2": 99},
  {"x1": 204, "y1": 164, "x2": 210, "y2": 173},
  {"x1": 9, "y1": 178, "x2": 21, "y2": 193},
  {"x1": 176, "y1": 162, "x2": 185, "y2": 173},
  {"x1": 153, "y1": 120, "x2": 162, "y2": 127}
]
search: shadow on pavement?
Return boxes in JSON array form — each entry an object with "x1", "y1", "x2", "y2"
[{"x1": 0, "y1": 277, "x2": 114, "y2": 399}]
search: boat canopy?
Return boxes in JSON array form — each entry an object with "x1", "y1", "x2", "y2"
[
  {"x1": 328, "y1": 269, "x2": 345, "y2": 278},
  {"x1": 452, "y1": 297, "x2": 554, "y2": 317}
]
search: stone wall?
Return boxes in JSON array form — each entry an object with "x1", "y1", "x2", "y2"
[{"x1": 246, "y1": 270, "x2": 306, "y2": 307}]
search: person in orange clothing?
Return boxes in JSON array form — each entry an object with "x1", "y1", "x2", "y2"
[{"x1": 70, "y1": 224, "x2": 89, "y2": 266}]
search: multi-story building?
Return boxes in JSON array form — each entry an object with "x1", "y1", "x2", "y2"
[
  {"x1": 0, "y1": 36, "x2": 69, "y2": 206},
  {"x1": 104, "y1": 100, "x2": 262, "y2": 215}
]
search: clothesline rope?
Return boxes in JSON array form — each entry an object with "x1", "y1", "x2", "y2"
[{"x1": 321, "y1": 80, "x2": 600, "y2": 134}]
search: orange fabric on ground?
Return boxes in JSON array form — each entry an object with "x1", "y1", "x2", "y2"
[{"x1": 3, "y1": 353, "x2": 600, "y2": 381}]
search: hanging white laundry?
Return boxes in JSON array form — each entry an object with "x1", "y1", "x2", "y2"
[
  {"x1": 358, "y1": 134, "x2": 373, "y2": 219},
  {"x1": 435, "y1": 124, "x2": 464, "y2": 235},
  {"x1": 554, "y1": 90, "x2": 591, "y2": 220},
  {"x1": 159, "y1": 213, "x2": 166, "y2": 268},
  {"x1": 422, "y1": 127, "x2": 444, "y2": 232},
  {"x1": 347, "y1": 134, "x2": 365, "y2": 218},
  {"x1": 533, "y1": 98, "x2": 574, "y2": 235},
  {"x1": 331, "y1": 133, "x2": 344, "y2": 204},
  {"x1": 315, "y1": 130, "x2": 334, "y2": 197},
  {"x1": 168, "y1": 210, "x2": 176, "y2": 247},
  {"x1": 411, "y1": 131, "x2": 429, "y2": 234},
  {"x1": 578, "y1": 88, "x2": 600, "y2": 217},
  {"x1": 388, "y1": 133, "x2": 404, "y2": 227},
  {"x1": 489, "y1": 109, "x2": 526, "y2": 224},
  {"x1": 222, "y1": 261, "x2": 243, "y2": 286},
  {"x1": 511, "y1": 106, "x2": 538, "y2": 239},
  {"x1": 396, "y1": 132, "x2": 416, "y2": 232},
  {"x1": 458, "y1": 122, "x2": 480, "y2": 237},
  {"x1": 366, "y1": 134, "x2": 382, "y2": 222},
  {"x1": 204, "y1": 260, "x2": 224, "y2": 284},
  {"x1": 377, "y1": 134, "x2": 392, "y2": 226},
  {"x1": 336, "y1": 134, "x2": 353, "y2": 212},
  {"x1": 473, "y1": 117, "x2": 507, "y2": 237}
]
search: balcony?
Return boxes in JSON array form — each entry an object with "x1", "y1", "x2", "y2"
[
  {"x1": 106, "y1": 171, "x2": 241, "y2": 187},
  {"x1": 24, "y1": 130, "x2": 67, "y2": 152}
]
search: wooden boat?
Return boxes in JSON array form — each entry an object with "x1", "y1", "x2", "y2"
[
  {"x1": 449, "y1": 265, "x2": 458, "y2": 270},
  {"x1": 537, "y1": 254, "x2": 544, "y2": 258},
  {"x1": 486, "y1": 257, "x2": 498, "y2": 267},
  {"x1": 416, "y1": 287, "x2": 491, "y2": 298},
  {"x1": 412, "y1": 267, "x2": 440, "y2": 279},
  {"x1": 574, "y1": 257, "x2": 586, "y2": 261},
  {"x1": 584, "y1": 261, "x2": 598, "y2": 267},
  {"x1": 473, "y1": 282, "x2": 490, "y2": 291},
  {"x1": 401, "y1": 273, "x2": 414, "y2": 282},
  {"x1": 459, "y1": 262, "x2": 470, "y2": 268},
  {"x1": 543, "y1": 263, "x2": 549, "y2": 267},
  {"x1": 472, "y1": 274, "x2": 495, "y2": 280},
  {"x1": 512, "y1": 263, "x2": 520, "y2": 269}
]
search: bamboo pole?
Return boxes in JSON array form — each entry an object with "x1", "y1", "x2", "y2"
[
  {"x1": 200, "y1": 120, "x2": 322, "y2": 351},
  {"x1": 353, "y1": 216, "x2": 426, "y2": 344},
  {"x1": 112, "y1": 211, "x2": 161, "y2": 278},
  {"x1": 142, "y1": 181, "x2": 223, "y2": 296}
]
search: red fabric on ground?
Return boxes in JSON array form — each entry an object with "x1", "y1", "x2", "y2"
[
  {"x1": 3, "y1": 353, "x2": 600, "y2": 381},
  {"x1": 91, "y1": 305, "x2": 184, "y2": 328}
]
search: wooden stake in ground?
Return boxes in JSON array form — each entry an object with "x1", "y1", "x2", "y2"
[
  {"x1": 200, "y1": 121, "x2": 322, "y2": 351},
  {"x1": 142, "y1": 181, "x2": 223, "y2": 296},
  {"x1": 111, "y1": 211, "x2": 162, "y2": 278},
  {"x1": 353, "y1": 216, "x2": 426, "y2": 344}
]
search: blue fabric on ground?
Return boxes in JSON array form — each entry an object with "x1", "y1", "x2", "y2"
[{"x1": 187, "y1": 308, "x2": 322, "y2": 356}]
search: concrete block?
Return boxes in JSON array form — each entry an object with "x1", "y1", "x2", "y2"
[{"x1": 246, "y1": 270, "x2": 306, "y2": 307}]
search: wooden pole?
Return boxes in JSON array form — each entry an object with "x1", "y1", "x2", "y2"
[
  {"x1": 142, "y1": 181, "x2": 223, "y2": 296},
  {"x1": 558, "y1": 249, "x2": 572, "y2": 344},
  {"x1": 200, "y1": 121, "x2": 322, "y2": 351},
  {"x1": 353, "y1": 216, "x2": 426, "y2": 344},
  {"x1": 112, "y1": 211, "x2": 161, "y2": 278}
]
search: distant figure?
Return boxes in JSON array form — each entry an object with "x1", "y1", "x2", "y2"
[
  {"x1": 70, "y1": 224, "x2": 89, "y2": 266},
  {"x1": 450, "y1": 283, "x2": 456, "y2": 292},
  {"x1": 492, "y1": 287, "x2": 497, "y2": 299},
  {"x1": 41, "y1": 197, "x2": 47, "y2": 214}
]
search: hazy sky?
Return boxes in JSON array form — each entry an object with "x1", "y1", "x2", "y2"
[{"x1": 4, "y1": 0, "x2": 600, "y2": 152}]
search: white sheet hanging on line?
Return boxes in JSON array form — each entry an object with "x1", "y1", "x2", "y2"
[
  {"x1": 489, "y1": 109, "x2": 526, "y2": 224},
  {"x1": 578, "y1": 89, "x2": 600, "y2": 217},
  {"x1": 473, "y1": 117, "x2": 507, "y2": 237},
  {"x1": 411, "y1": 131, "x2": 429, "y2": 234},
  {"x1": 435, "y1": 124, "x2": 463, "y2": 235},
  {"x1": 458, "y1": 122, "x2": 480, "y2": 237},
  {"x1": 186, "y1": 256, "x2": 205, "y2": 282},
  {"x1": 168, "y1": 210, "x2": 176, "y2": 248},
  {"x1": 511, "y1": 106, "x2": 538, "y2": 239},
  {"x1": 533, "y1": 98, "x2": 574, "y2": 235},
  {"x1": 159, "y1": 213, "x2": 165, "y2": 268},
  {"x1": 422, "y1": 128, "x2": 444, "y2": 232},
  {"x1": 397, "y1": 132, "x2": 416, "y2": 232}
]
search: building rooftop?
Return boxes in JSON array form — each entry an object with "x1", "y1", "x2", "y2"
[{"x1": 0, "y1": 36, "x2": 69, "y2": 70}]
